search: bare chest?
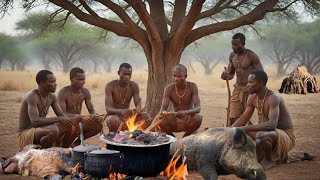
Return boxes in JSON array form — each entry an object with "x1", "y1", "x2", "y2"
[
  {"x1": 112, "y1": 86, "x2": 134, "y2": 105},
  {"x1": 170, "y1": 87, "x2": 192, "y2": 106},
  {"x1": 232, "y1": 54, "x2": 252, "y2": 71},
  {"x1": 65, "y1": 91, "x2": 85, "y2": 113}
]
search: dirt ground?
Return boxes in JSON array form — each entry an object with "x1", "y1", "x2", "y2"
[{"x1": 0, "y1": 77, "x2": 320, "y2": 180}]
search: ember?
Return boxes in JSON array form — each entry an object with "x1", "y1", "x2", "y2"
[{"x1": 105, "y1": 130, "x2": 170, "y2": 145}]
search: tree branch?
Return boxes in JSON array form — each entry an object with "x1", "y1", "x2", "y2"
[
  {"x1": 95, "y1": 0, "x2": 149, "y2": 46},
  {"x1": 147, "y1": 0, "x2": 169, "y2": 40},
  {"x1": 125, "y1": 0, "x2": 162, "y2": 44},
  {"x1": 170, "y1": 0, "x2": 188, "y2": 36},
  {"x1": 172, "y1": 0, "x2": 205, "y2": 50},
  {"x1": 185, "y1": 0, "x2": 280, "y2": 47},
  {"x1": 79, "y1": 0, "x2": 99, "y2": 18},
  {"x1": 198, "y1": 0, "x2": 230, "y2": 20},
  {"x1": 48, "y1": 0, "x2": 133, "y2": 39}
]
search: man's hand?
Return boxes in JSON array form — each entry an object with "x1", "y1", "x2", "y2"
[
  {"x1": 221, "y1": 69, "x2": 230, "y2": 80},
  {"x1": 120, "y1": 109, "x2": 134, "y2": 120},
  {"x1": 59, "y1": 116, "x2": 70, "y2": 124},
  {"x1": 175, "y1": 110, "x2": 189, "y2": 118},
  {"x1": 73, "y1": 115, "x2": 82, "y2": 123}
]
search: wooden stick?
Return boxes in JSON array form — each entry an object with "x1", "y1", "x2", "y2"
[
  {"x1": 117, "y1": 121, "x2": 124, "y2": 133},
  {"x1": 224, "y1": 67, "x2": 231, "y2": 127}
]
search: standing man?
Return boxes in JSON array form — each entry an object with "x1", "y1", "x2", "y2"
[
  {"x1": 232, "y1": 70, "x2": 295, "y2": 170},
  {"x1": 58, "y1": 67, "x2": 103, "y2": 147},
  {"x1": 105, "y1": 63, "x2": 151, "y2": 132},
  {"x1": 18, "y1": 70, "x2": 80, "y2": 149},
  {"x1": 156, "y1": 64, "x2": 202, "y2": 137},
  {"x1": 221, "y1": 33, "x2": 264, "y2": 126}
]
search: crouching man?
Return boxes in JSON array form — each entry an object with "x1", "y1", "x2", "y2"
[
  {"x1": 155, "y1": 64, "x2": 202, "y2": 137},
  {"x1": 232, "y1": 70, "x2": 295, "y2": 169},
  {"x1": 57, "y1": 67, "x2": 103, "y2": 147},
  {"x1": 18, "y1": 70, "x2": 81, "y2": 149}
]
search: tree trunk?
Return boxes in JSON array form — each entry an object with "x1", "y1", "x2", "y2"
[
  {"x1": 0, "y1": 60, "x2": 2, "y2": 70},
  {"x1": 277, "y1": 62, "x2": 286, "y2": 76}
]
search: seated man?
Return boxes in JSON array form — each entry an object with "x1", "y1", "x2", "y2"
[
  {"x1": 156, "y1": 64, "x2": 202, "y2": 137},
  {"x1": 18, "y1": 70, "x2": 81, "y2": 149},
  {"x1": 232, "y1": 70, "x2": 295, "y2": 170},
  {"x1": 57, "y1": 67, "x2": 103, "y2": 147},
  {"x1": 105, "y1": 63, "x2": 151, "y2": 132}
]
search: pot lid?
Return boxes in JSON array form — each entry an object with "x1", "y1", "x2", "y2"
[
  {"x1": 73, "y1": 144, "x2": 100, "y2": 152},
  {"x1": 89, "y1": 147, "x2": 120, "y2": 155}
]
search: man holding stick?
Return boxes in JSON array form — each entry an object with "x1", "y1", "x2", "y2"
[{"x1": 221, "y1": 33, "x2": 263, "y2": 126}]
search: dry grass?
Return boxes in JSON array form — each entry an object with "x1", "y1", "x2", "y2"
[{"x1": 0, "y1": 65, "x2": 319, "y2": 93}]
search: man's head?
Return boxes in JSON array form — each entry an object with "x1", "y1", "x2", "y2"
[
  {"x1": 247, "y1": 70, "x2": 268, "y2": 94},
  {"x1": 36, "y1": 70, "x2": 57, "y2": 93},
  {"x1": 70, "y1": 67, "x2": 86, "y2": 88},
  {"x1": 172, "y1": 64, "x2": 187, "y2": 85},
  {"x1": 118, "y1": 63, "x2": 132, "y2": 82},
  {"x1": 232, "y1": 33, "x2": 246, "y2": 54}
]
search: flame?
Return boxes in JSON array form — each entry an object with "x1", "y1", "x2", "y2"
[
  {"x1": 109, "y1": 172, "x2": 127, "y2": 180},
  {"x1": 161, "y1": 144, "x2": 188, "y2": 180},
  {"x1": 126, "y1": 112, "x2": 145, "y2": 131},
  {"x1": 71, "y1": 163, "x2": 80, "y2": 174}
]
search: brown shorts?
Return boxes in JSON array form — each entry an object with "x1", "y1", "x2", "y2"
[
  {"x1": 230, "y1": 84, "x2": 249, "y2": 119},
  {"x1": 18, "y1": 128, "x2": 36, "y2": 150},
  {"x1": 164, "y1": 114, "x2": 191, "y2": 132},
  {"x1": 273, "y1": 128, "x2": 296, "y2": 163}
]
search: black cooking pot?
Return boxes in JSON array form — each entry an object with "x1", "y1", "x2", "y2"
[
  {"x1": 84, "y1": 148, "x2": 121, "y2": 178},
  {"x1": 101, "y1": 134, "x2": 176, "y2": 177},
  {"x1": 71, "y1": 144, "x2": 100, "y2": 171}
]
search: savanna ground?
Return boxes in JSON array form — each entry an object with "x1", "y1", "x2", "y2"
[{"x1": 0, "y1": 64, "x2": 319, "y2": 180}]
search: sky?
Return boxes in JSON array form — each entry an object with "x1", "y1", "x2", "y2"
[{"x1": 0, "y1": 2, "x2": 25, "y2": 35}]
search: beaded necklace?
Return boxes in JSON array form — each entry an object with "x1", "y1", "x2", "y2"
[
  {"x1": 118, "y1": 80, "x2": 129, "y2": 104},
  {"x1": 69, "y1": 86, "x2": 82, "y2": 114},
  {"x1": 235, "y1": 49, "x2": 246, "y2": 73},
  {"x1": 257, "y1": 88, "x2": 269, "y2": 122},
  {"x1": 37, "y1": 89, "x2": 50, "y2": 116},
  {"x1": 175, "y1": 82, "x2": 188, "y2": 104}
]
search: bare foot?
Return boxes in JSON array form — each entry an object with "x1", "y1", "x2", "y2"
[{"x1": 260, "y1": 159, "x2": 276, "y2": 170}]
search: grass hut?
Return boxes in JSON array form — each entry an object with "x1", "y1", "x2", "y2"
[{"x1": 279, "y1": 66, "x2": 319, "y2": 94}]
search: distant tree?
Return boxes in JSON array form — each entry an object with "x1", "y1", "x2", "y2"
[
  {"x1": 260, "y1": 24, "x2": 299, "y2": 75},
  {"x1": 294, "y1": 21, "x2": 320, "y2": 74},
  {"x1": 191, "y1": 37, "x2": 228, "y2": 75},
  {"x1": 16, "y1": 13, "x2": 104, "y2": 72},
  {"x1": 0, "y1": 33, "x2": 27, "y2": 70}
]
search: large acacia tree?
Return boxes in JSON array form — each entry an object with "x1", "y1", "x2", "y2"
[{"x1": 1, "y1": 0, "x2": 319, "y2": 117}]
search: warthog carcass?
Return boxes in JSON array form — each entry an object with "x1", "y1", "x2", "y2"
[{"x1": 171, "y1": 127, "x2": 266, "y2": 180}]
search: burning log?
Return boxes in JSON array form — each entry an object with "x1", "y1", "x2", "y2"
[{"x1": 279, "y1": 66, "x2": 319, "y2": 94}]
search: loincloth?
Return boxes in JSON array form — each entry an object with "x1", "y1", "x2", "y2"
[
  {"x1": 18, "y1": 128, "x2": 36, "y2": 150},
  {"x1": 273, "y1": 128, "x2": 296, "y2": 163},
  {"x1": 230, "y1": 84, "x2": 249, "y2": 119},
  {"x1": 164, "y1": 114, "x2": 191, "y2": 132}
]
